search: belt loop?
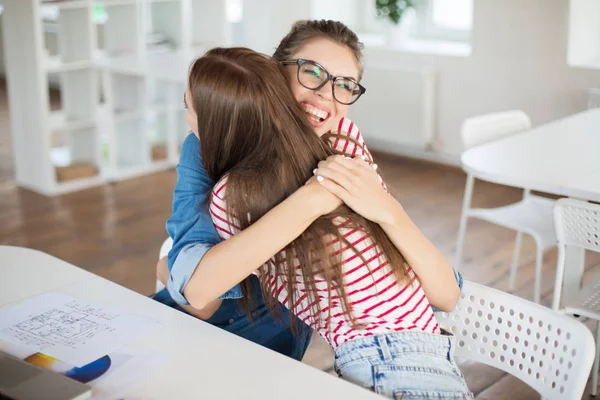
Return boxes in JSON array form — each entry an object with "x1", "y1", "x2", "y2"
[
  {"x1": 377, "y1": 335, "x2": 392, "y2": 362},
  {"x1": 446, "y1": 335, "x2": 455, "y2": 361}
]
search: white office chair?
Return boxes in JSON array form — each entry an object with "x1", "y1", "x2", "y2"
[
  {"x1": 156, "y1": 237, "x2": 173, "y2": 292},
  {"x1": 437, "y1": 280, "x2": 595, "y2": 399},
  {"x1": 455, "y1": 110, "x2": 557, "y2": 304},
  {"x1": 551, "y1": 198, "x2": 600, "y2": 396}
]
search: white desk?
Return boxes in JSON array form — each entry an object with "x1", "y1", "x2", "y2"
[
  {"x1": 0, "y1": 246, "x2": 379, "y2": 400},
  {"x1": 461, "y1": 108, "x2": 600, "y2": 299}
]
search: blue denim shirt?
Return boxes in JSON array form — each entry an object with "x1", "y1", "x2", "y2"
[{"x1": 166, "y1": 133, "x2": 243, "y2": 305}]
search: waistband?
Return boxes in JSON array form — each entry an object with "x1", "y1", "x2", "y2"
[{"x1": 334, "y1": 330, "x2": 455, "y2": 364}]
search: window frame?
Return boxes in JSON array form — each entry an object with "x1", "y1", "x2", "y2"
[{"x1": 410, "y1": 0, "x2": 472, "y2": 43}]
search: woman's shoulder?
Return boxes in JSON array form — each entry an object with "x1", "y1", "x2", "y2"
[
  {"x1": 335, "y1": 117, "x2": 361, "y2": 140},
  {"x1": 329, "y1": 117, "x2": 370, "y2": 159},
  {"x1": 212, "y1": 174, "x2": 230, "y2": 201}
]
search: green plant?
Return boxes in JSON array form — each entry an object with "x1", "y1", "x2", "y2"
[{"x1": 375, "y1": 0, "x2": 416, "y2": 25}]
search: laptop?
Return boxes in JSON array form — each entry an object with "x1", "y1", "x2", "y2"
[{"x1": 0, "y1": 350, "x2": 92, "y2": 400}]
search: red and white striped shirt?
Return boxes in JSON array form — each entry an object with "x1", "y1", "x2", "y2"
[{"x1": 209, "y1": 118, "x2": 440, "y2": 348}]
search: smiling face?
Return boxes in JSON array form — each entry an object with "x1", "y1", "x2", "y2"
[{"x1": 284, "y1": 38, "x2": 361, "y2": 137}]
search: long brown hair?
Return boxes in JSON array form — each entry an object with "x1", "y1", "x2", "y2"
[
  {"x1": 188, "y1": 48, "x2": 410, "y2": 330},
  {"x1": 273, "y1": 20, "x2": 364, "y2": 80}
]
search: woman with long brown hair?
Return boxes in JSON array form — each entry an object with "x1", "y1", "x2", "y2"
[
  {"x1": 154, "y1": 19, "x2": 463, "y2": 366},
  {"x1": 181, "y1": 46, "x2": 471, "y2": 398}
]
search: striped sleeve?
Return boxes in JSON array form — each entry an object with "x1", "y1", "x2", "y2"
[{"x1": 209, "y1": 175, "x2": 242, "y2": 241}]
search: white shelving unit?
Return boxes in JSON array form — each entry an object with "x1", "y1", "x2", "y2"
[{"x1": 2, "y1": 0, "x2": 229, "y2": 195}]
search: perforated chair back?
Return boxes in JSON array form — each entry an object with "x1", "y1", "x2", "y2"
[{"x1": 437, "y1": 281, "x2": 595, "y2": 399}]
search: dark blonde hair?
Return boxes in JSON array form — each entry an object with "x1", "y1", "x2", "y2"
[
  {"x1": 273, "y1": 20, "x2": 364, "y2": 80},
  {"x1": 188, "y1": 48, "x2": 409, "y2": 330}
]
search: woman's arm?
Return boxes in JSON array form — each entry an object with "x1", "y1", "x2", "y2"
[
  {"x1": 314, "y1": 156, "x2": 460, "y2": 311},
  {"x1": 377, "y1": 198, "x2": 460, "y2": 312},
  {"x1": 163, "y1": 133, "x2": 237, "y2": 309},
  {"x1": 183, "y1": 178, "x2": 342, "y2": 310}
]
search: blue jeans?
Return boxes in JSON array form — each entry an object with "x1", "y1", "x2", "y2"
[
  {"x1": 151, "y1": 275, "x2": 312, "y2": 361},
  {"x1": 333, "y1": 331, "x2": 473, "y2": 399}
]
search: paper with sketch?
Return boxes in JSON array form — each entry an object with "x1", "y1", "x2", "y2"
[
  {"x1": 0, "y1": 339, "x2": 167, "y2": 400},
  {"x1": 0, "y1": 293, "x2": 162, "y2": 367}
]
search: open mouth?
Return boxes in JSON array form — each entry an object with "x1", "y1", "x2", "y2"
[{"x1": 302, "y1": 103, "x2": 330, "y2": 125}]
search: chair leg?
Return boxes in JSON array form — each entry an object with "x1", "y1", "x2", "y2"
[
  {"x1": 508, "y1": 231, "x2": 524, "y2": 291},
  {"x1": 454, "y1": 175, "x2": 475, "y2": 272},
  {"x1": 533, "y1": 243, "x2": 543, "y2": 304},
  {"x1": 593, "y1": 321, "x2": 600, "y2": 396}
]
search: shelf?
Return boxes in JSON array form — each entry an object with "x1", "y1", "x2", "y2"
[
  {"x1": 55, "y1": 162, "x2": 99, "y2": 182},
  {"x1": 48, "y1": 110, "x2": 98, "y2": 132},
  {"x1": 94, "y1": 0, "x2": 139, "y2": 6},
  {"x1": 112, "y1": 159, "x2": 174, "y2": 182},
  {"x1": 41, "y1": 1, "x2": 91, "y2": 11},
  {"x1": 49, "y1": 125, "x2": 101, "y2": 185},
  {"x1": 54, "y1": 175, "x2": 107, "y2": 195},
  {"x1": 98, "y1": 46, "x2": 208, "y2": 81},
  {"x1": 113, "y1": 105, "x2": 181, "y2": 121},
  {"x1": 46, "y1": 56, "x2": 95, "y2": 73},
  {"x1": 6, "y1": 0, "x2": 204, "y2": 195}
]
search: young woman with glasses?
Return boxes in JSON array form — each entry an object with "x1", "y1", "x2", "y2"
[
  {"x1": 174, "y1": 46, "x2": 471, "y2": 399},
  {"x1": 153, "y1": 20, "x2": 463, "y2": 369}
]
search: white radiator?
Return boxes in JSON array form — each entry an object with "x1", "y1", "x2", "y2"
[{"x1": 348, "y1": 65, "x2": 436, "y2": 152}]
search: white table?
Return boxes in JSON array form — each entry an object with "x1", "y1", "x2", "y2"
[
  {"x1": 461, "y1": 108, "x2": 600, "y2": 299},
  {"x1": 0, "y1": 246, "x2": 379, "y2": 400}
]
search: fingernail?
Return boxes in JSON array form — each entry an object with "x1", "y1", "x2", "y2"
[
  {"x1": 316, "y1": 176, "x2": 324, "y2": 182},
  {"x1": 313, "y1": 168, "x2": 317, "y2": 174},
  {"x1": 372, "y1": 163, "x2": 378, "y2": 170},
  {"x1": 344, "y1": 156, "x2": 351, "y2": 159}
]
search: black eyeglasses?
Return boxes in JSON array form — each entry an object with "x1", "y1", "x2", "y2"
[{"x1": 281, "y1": 59, "x2": 366, "y2": 105}]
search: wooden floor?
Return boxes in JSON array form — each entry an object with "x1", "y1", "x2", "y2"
[{"x1": 1, "y1": 79, "x2": 598, "y2": 398}]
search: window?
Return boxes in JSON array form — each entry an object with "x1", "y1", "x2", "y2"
[
  {"x1": 411, "y1": 0, "x2": 473, "y2": 42},
  {"x1": 311, "y1": 0, "x2": 473, "y2": 55}
]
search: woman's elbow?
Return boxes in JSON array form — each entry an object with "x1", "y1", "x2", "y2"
[
  {"x1": 434, "y1": 284, "x2": 461, "y2": 313},
  {"x1": 181, "y1": 299, "x2": 222, "y2": 320}
]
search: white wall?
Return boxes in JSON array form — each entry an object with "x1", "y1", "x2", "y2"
[
  {"x1": 0, "y1": 15, "x2": 4, "y2": 75},
  {"x1": 568, "y1": 0, "x2": 600, "y2": 68},
  {"x1": 362, "y1": 0, "x2": 600, "y2": 157},
  {"x1": 240, "y1": 0, "x2": 311, "y2": 54}
]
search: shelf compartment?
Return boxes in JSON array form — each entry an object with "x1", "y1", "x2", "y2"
[
  {"x1": 146, "y1": 109, "x2": 169, "y2": 161},
  {"x1": 101, "y1": 2, "x2": 143, "y2": 57},
  {"x1": 50, "y1": 126, "x2": 101, "y2": 183},
  {"x1": 58, "y1": 68, "x2": 99, "y2": 122},
  {"x1": 149, "y1": 0, "x2": 187, "y2": 51},
  {"x1": 114, "y1": 114, "x2": 149, "y2": 169},
  {"x1": 109, "y1": 74, "x2": 182, "y2": 114},
  {"x1": 41, "y1": 3, "x2": 94, "y2": 65}
]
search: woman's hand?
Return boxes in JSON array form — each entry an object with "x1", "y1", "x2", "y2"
[{"x1": 314, "y1": 155, "x2": 394, "y2": 225}]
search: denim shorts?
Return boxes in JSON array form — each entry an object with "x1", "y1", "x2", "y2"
[{"x1": 333, "y1": 331, "x2": 473, "y2": 399}]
